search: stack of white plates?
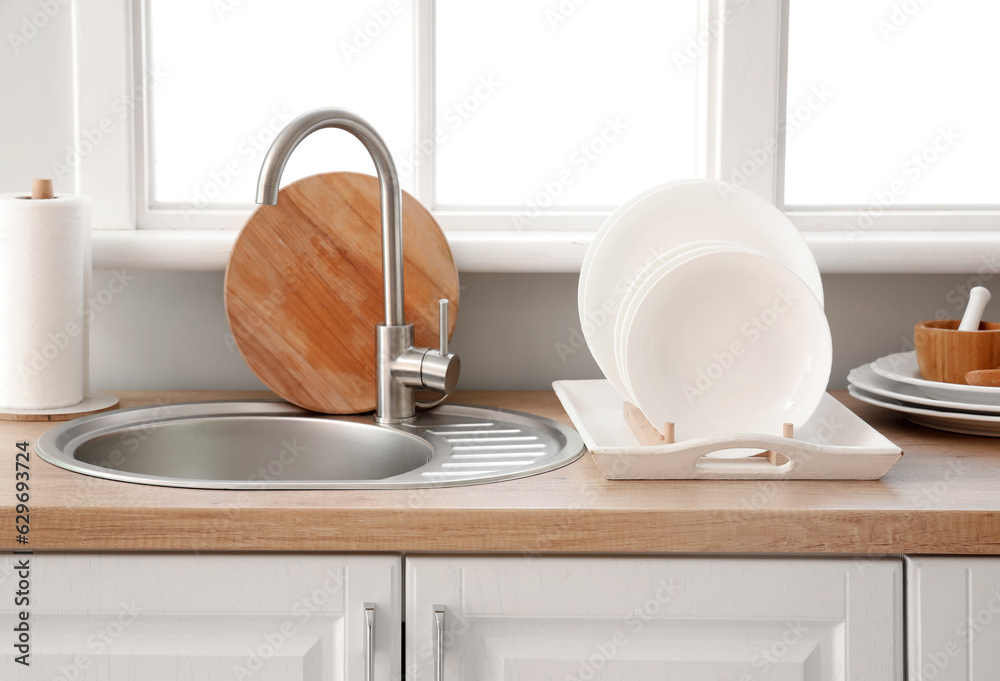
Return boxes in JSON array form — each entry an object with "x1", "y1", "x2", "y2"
[
  {"x1": 849, "y1": 352, "x2": 1000, "y2": 436},
  {"x1": 579, "y1": 180, "x2": 833, "y2": 452}
]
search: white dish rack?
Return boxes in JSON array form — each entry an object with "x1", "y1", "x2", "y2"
[{"x1": 553, "y1": 380, "x2": 903, "y2": 480}]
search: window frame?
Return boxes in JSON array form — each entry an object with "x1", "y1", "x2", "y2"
[{"x1": 74, "y1": 0, "x2": 1000, "y2": 273}]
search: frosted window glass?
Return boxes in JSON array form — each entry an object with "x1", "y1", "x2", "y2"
[
  {"x1": 146, "y1": 0, "x2": 414, "y2": 207},
  {"x1": 785, "y1": 0, "x2": 1000, "y2": 206},
  {"x1": 435, "y1": 0, "x2": 701, "y2": 211}
]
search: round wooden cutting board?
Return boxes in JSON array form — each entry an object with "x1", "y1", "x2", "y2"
[{"x1": 225, "y1": 172, "x2": 459, "y2": 414}]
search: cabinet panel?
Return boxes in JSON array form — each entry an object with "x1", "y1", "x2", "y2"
[
  {"x1": 906, "y1": 556, "x2": 1000, "y2": 680},
  {"x1": 1, "y1": 553, "x2": 400, "y2": 680},
  {"x1": 407, "y1": 556, "x2": 902, "y2": 680}
]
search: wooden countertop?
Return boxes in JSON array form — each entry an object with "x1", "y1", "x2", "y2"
[{"x1": 2, "y1": 390, "x2": 999, "y2": 555}]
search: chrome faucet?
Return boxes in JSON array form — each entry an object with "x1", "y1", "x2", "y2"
[{"x1": 255, "y1": 107, "x2": 460, "y2": 423}]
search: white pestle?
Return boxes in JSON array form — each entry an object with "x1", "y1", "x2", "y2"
[{"x1": 959, "y1": 286, "x2": 992, "y2": 331}]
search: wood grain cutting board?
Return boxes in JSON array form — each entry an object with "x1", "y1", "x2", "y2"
[{"x1": 225, "y1": 172, "x2": 459, "y2": 414}]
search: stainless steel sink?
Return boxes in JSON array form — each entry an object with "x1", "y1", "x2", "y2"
[{"x1": 36, "y1": 401, "x2": 585, "y2": 489}]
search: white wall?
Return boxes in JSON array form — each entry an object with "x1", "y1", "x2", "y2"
[
  {"x1": 0, "y1": 0, "x2": 75, "y2": 192},
  {"x1": 87, "y1": 269, "x2": 988, "y2": 392}
]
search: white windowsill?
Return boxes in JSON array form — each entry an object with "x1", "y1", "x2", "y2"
[{"x1": 91, "y1": 230, "x2": 1000, "y2": 274}]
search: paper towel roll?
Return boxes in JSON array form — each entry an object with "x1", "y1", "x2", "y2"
[{"x1": 0, "y1": 193, "x2": 91, "y2": 410}]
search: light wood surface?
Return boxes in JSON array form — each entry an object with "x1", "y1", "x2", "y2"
[
  {"x1": 224, "y1": 172, "x2": 459, "y2": 414},
  {"x1": 3, "y1": 389, "x2": 1000, "y2": 555}
]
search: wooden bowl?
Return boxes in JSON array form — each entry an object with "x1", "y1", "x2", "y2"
[{"x1": 914, "y1": 320, "x2": 1000, "y2": 384}]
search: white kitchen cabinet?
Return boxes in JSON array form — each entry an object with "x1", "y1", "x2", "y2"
[
  {"x1": 1, "y1": 553, "x2": 401, "y2": 680},
  {"x1": 906, "y1": 556, "x2": 1000, "y2": 680},
  {"x1": 406, "y1": 555, "x2": 902, "y2": 680}
]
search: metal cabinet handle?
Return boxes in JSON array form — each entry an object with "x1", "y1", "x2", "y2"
[
  {"x1": 433, "y1": 604, "x2": 446, "y2": 681},
  {"x1": 364, "y1": 603, "x2": 376, "y2": 681}
]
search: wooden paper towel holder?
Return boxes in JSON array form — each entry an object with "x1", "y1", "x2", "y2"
[{"x1": 31, "y1": 178, "x2": 54, "y2": 199}]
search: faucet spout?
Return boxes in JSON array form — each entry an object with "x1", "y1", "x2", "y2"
[
  {"x1": 254, "y1": 106, "x2": 460, "y2": 424},
  {"x1": 255, "y1": 108, "x2": 404, "y2": 327}
]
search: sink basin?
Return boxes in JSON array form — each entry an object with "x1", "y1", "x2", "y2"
[{"x1": 36, "y1": 401, "x2": 586, "y2": 489}]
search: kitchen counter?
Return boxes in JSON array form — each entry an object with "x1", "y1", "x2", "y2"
[{"x1": 2, "y1": 390, "x2": 998, "y2": 554}]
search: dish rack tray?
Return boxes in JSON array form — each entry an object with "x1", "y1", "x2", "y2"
[{"x1": 553, "y1": 380, "x2": 903, "y2": 480}]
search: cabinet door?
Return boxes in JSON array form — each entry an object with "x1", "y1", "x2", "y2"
[
  {"x1": 906, "y1": 556, "x2": 1000, "y2": 680},
  {"x1": 2, "y1": 553, "x2": 401, "y2": 680},
  {"x1": 407, "y1": 556, "x2": 901, "y2": 680}
]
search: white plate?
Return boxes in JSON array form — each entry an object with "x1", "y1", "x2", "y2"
[
  {"x1": 870, "y1": 351, "x2": 1000, "y2": 406},
  {"x1": 848, "y1": 384, "x2": 1000, "y2": 437},
  {"x1": 614, "y1": 239, "x2": 753, "y2": 400},
  {"x1": 623, "y1": 249, "x2": 831, "y2": 443},
  {"x1": 579, "y1": 180, "x2": 824, "y2": 401},
  {"x1": 577, "y1": 180, "x2": 700, "y2": 328},
  {"x1": 848, "y1": 363, "x2": 1000, "y2": 414}
]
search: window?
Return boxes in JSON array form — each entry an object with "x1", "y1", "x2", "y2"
[
  {"x1": 433, "y1": 0, "x2": 699, "y2": 211},
  {"x1": 784, "y1": 0, "x2": 1000, "y2": 207},
  {"x1": 145, "y1": 0, "x2": 415, "y2": 206},
  {"x1": 137, "y1": 0, "x2": 702, "y2": 230},
  {"x1": 67, "y1": 0, "x2": 999, "y2": 271},
  {"x1": 140, "y1": 0, "x2": 416, "y2": 228}
]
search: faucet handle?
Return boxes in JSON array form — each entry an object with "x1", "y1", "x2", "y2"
[
  {"x1": 390, "y1": 299, "x2": 459, "y2": 410},
  {"x1": 438, "y1": 299, "x2": 449, "y2": 356},
  {"x1": 419, "y1": 299, "x2": 459, "y2": 396}
]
